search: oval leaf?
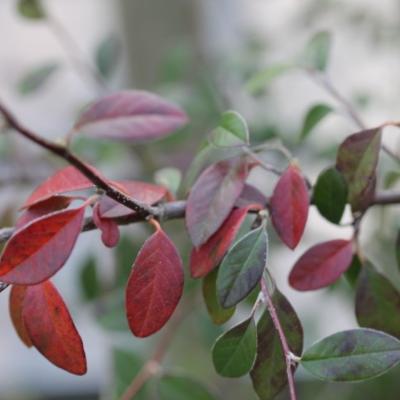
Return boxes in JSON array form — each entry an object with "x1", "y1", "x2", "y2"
[
  {"x1": 23, "y1": 281, "x2": 87, "y2": 375},
  {"x1": 18, "y1": 62, "x2": 59, "y2": 95},
  {"x1": 250, "y1": 290, "x2": 304, "y2": 400},
  {"x1": 356, "y1": 263, "x2": 400, "y2": 339},
  {"x1": 289, "y1": 239, "x2": 353, "y2": 291},
  {"x1": 95, "y1": 34, "x2": 120, "y2": 80},
  {"x1": 300, "y1": 31, "x2": 331, "y2": 71},
  {"x1": 313, "y1": 166, "x2": 347, "y2": 224},
  {"x1": 212, "y1": 317, "x2": 257, "y2": 377},
  {"x1": 217, "y1": 224, "x2": 268, "y2": 308},
  {"x1": 186, "y1": 159, "x2": 248, "y2": 247},
  {"x1": 300, "y1": 103, "x2": 332, "y2": 141},
  {"x1": 92, "y1": 203, "x2": 120, "y2": 248},
  {"x1": 211, "y1": 110, "x2": 249, "y2": 145},
  {"x1": 125, "y1": 228, "x2": 184, "y2": 337},
  {"x1": 0, "y1": 206, "x2": 85, "y2": 284},
  {"x1": 17, "y1": 0, "x2": 45, "y2": 19},
  {"x1": 74, "y1": 90, "x2": 188, "y2": 142},
  {"x1": 301, "y1": 328, "x2": 400, "y2": 381},
  {"x1": 270, "y1": 164, "x2": 309, "y2": 249}
]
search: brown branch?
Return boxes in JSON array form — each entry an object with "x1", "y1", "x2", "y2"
[{"x1": 372, "y1": 191, "x2": 400, "y2": 206}]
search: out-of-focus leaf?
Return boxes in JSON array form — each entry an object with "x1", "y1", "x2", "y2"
[
  {"x1": 300, "y1": 103, "x2": 332, "y2": 140},
  {"x1": 79, "y1": 257, "x2": 101, "y2": 302},
  {"x1": 115, "y1": 235, "x2": 141, "y2": 287},
  {"x1": 384, "y1": 171, "x2": 400, "y2": 189},
  {"x1": 344, "y1": 255, "x2": 362, "y2": 288},
  {"x1": 300, "y1": 31, "x2": 331, "y2": 71},
  {"x1": 301, "y1": 328, "x2": 400, "y2": 381},
  {"x1": 158, "y1": 374, "x2": 217, "y2": 400},
  {"x1": 17, "y1": 63, "x2": 58, "y2": 94},
  {"x1": 202, "y1": 268, "x2": 235, "y2": 325},
  {"x1": 246, "y1": 64, "x2": 293, "y2": 95},
  {"x1": 17, "y1": 0, "x2": 45, "y2": 19},
  {"x1": 211, "y1": 110, "x2": 249, "y2": 145},
  {"x1": 154, "y1": 167, "x2": 182, "y2": 196},
  {"x1": 212, "y1": 317, "x2": 257, "y2": 377},
  {"x1": 397, "y1": 231, "x2": 400, "y2": 272},
  {"x1": 313, "y1": 166, "x2": 347, "y2": 224},
  {"x1": 95, "y1": 34, "x2": 120, "y2": 79},
  {"x1": 96, "y1": 290, "x2": 129, "y2": 331},
  {"x1": 356, "y1": 263, "x2": 400, "y2": 339}
]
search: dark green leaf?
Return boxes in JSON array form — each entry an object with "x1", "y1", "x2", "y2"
[
  {"x1": 158, "y1": 374, "x2": 217, "y2": 400},
  {"x1": 313, "y1": 166, "x2": 347, "y2": 224},
  {"x1": 355, "y1": 263, "x2": 400, "y2": 339},
  {"x1": 344, "y1": 255, "x2": 362, "y2": 288},
  {"x1": 301, "y1": 328, "x2": 400, "y2": 381},
  {"x1": 17, "y1": 0, "x2": 45, "y2": 19},
  {"x1": 212, "y1": 317, "x2": 257, "y2": 377},
  {"x1": 17, "y1": 63, "x2": 59, "y2": 95},
  {"x1": 300, "y1": 31, "x2": 331, "y2": 71},
  {"x1": 202, "y1": 268, "x2": 235, "y2": 325},
  {"x1": 300, "y1": 103, "x2": 332, "y2": 140},
  {"x1": 250, "y1": 290, "x2": 303, "y2": 400},
  {"x1": 217, "y1": 225, "x2": 268, "y2": 308},
  {"x1": 246, "y1": 64, "x2": 293, "y2": 95},
  {"x1": 95, "y1": 34, "x2": 120, "y2": 79},
  {"x1": 79, "y1": 257, "x2": 100, "y2": 301}
]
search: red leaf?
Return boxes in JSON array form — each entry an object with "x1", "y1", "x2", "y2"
[
  {"x1": 9, "y1": 285, "x2": 33, "y2": 347},
  {"x1": 22, "y1": 165, "x2": 97, "y2": 209},
  {"x1": 22, "y1": 281, "x2": 87, "y2": 375},
  {"x1": 190, "y1": 206, "x2": 254, "y2": 278},
  {"x1": 92, "y1": 203, "x2": 120, "y2": 248},
  {"x1": 98, "y1": 180, "x2": 167, "y2": 219},
  {"x1": 16, "y1": 195, "x2": 74, "y2": 229},
  {"x1": 125, "y1": 227, "x2": 184, "y2": 337},
  {"x1": 289, "y1": 239, "x2": 353, "y2": 291},
  {"x1": 0, "y1": 206, "x2": 85, "y2": 284},
  {"x1": 74, "y1": 90, "x2": 188, "y2": 142},
  {"x1": 269, "y1": 164, "x2": 309, "y2": 249},
  {"x1": 186, "y1": 159, "x2": 248, "y2": 247}
]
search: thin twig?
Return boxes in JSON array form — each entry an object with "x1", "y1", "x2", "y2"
[{"x1": 261, "y1": 278, "x2": 298, "y2": 400}]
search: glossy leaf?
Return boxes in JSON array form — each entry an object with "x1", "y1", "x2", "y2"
[
  {"x1": 125, "y1": 228, "x2": 184, "y2": 337},
  {"x1": 246, "y1": 64, "x2": 293, "y2": 95},
  {"x1": 301, "y1": 328, "x2": 400, "y2": 381},
  {"x1": 356, "y1": 263, "x2": 400, "y2": 339},
  {"x1": 269, "y1": 164, "x2": 309, "y2": 249},
  {"x1": 93, "y1": 203, "x2": 120, "y2": 247},
  {"x1": 74, "y1": 90, "x2": 188, "y2": 142},
  {"x1": 95, "y1": 34, "x2": 120, "y2": 79},
  {"x1": 202, "y1": 269, "x2": 235, "y2": 325},
  {"x1": 22, "y1": 165, "x2": 95, "y2": 209},
  {"x1": 211, "y1": 110, "x2": 249, "y2": 145},
  {"x1": 300, "y1": 31, "x2": 331, "y2": 71},
  {"x1": 250, "y1": 290, "x2": 304, "y2": 400},
  {"x1": 9, "y1": 285, "x2": 32, "y2": 347},
  {"x1": 18, "y1": 63, "x2": 59, "y2": 95},
  {"x1": 217, "y1": 224, "x2": 268, "y2": 308},
  {"x1": 0, "y1": 206, "x2": 85, "y2": 284},
  {"x1": 186, "y1": 159, "x2": 248, "y2": 247},
  {"x1": 300, "y1": 103, "x2": 332, "y2": 140},
  {"x1": 289, "y1": 240, "x2": 353, "y2": 291},
  {"x1": 17, "y1": 0, "x2": 45, "y2": 19},
  {"x1": 23, "y1": 281, "x2": 87, "y2": 375},
  {"x1": 336, "y1": 128, "x2": 382, "y2": 211},
  {"x1": 191, "y1": 206, "x2": 251, "y2": 278},
  {"x1": 158, "y1": 374, "x2": 217, "y2": 400},
  {"x1": 313, "y1": 166, "x2": 347, "y2": 224},
  {"x1": 212, "y1": 317, "x2": 257, "y2": 377}
]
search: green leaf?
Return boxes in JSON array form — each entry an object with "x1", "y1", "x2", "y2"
[
  {"x1": 17, "y1": 0, "x2": 45, "y2": 19},
  {"x1": 301, "y1": 328, "x2": 400, "y2": 382},
  {"x1": 384, "y1": 171, "x2": 400, "y2": 189},
  {"x1": 300, "y1": 103, "x2": 333, "y2": 140},
  {"x1": 211, "y1": 110, "x2": 249, "y2": 145},
  {"x1": 300, "y1": 31, "x2": 331, "y2": 71},
  {"x1": 312, "y1": 166, "x2": 347, "y2": 224},
  {"x1": 158, "y1": 374, "x2": 217, "y2": 400},
  {"x1": 96, "y1": 290, "x2": 129, "y2": 331},
  {"x1": 212, "y1": 317, "x2": 257, "y2": 377},
  {"x1": 250, "y1": 290, "x2": 303, "y2": 400},
  {"x1": 95, "y1": 34, "x2": 120, "y2": 79},
  {"x1": 79, "y1": 257, "x2": 100, "y2": 301},
  {"x1": 397, "y1": 231, "x2": 400, "y2": 273},
  {"x1": 344, "y1": 255, "x2": 362, "y2": 288},
  {"x1": 154, "y1": 167, "x2": 182, "y2": 196},
  {"x1": 355, "y1": 263, "x2": 400, "y2": 339},
  {"x1": 217, "y1": 225, "x2": 268, "y2": 308},
  {"x1": 246, "y1": 64, "x2": 293, "y2": 95},
  {"x1": 202, "y1": 268, "x2": 235, "y2": 325},
  {"x1": 115, "y1": 235, "x2": 141, "y2": 287},
  {"x1": 336, "y1": 128, "x2": 382, "y2": 212},
  {"x1": 17, "y1": 63, "x2": 59, "y2": 95}
]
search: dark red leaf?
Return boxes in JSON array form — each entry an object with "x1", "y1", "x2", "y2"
[
  {"x1": 22, "y1": 165, "x2": 98, "y2": 209},
  {"x1": 190, "y1": 206, "x2": 256, "y2": 278},
  {"x1": 289, "y1": 239, "x2": 353, "y2": 291},
  {"x1": 125, "y1": 227, "x2": 184, "y2": 337},
  {"x1": 186, "y1": 159, "x2": 248, "y2": 247},
  {"x1": 92, "y1": 203, "x2": 120, "y2": 248},
  {"x1": 98, "y1": 180, "x2": 167, "y2": 219},
  {"x1": 0, "y1": 206, "x2": 86, "y2": 284},
  {"x1": 269, "y1": 164, "x2": 309, "y2": 249},
  {"x1": 235, "y1": 183, "x2": 268, "y2": 208},
  {"x1": 9, "y1": 285, "x2": 32, "y2": 347},
  {"x1": 23, "y1": 281, "x2": 87, "y2": 375},
  {"x1": 74, "y1": 90, "x2": 188, "y2": 142}
]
